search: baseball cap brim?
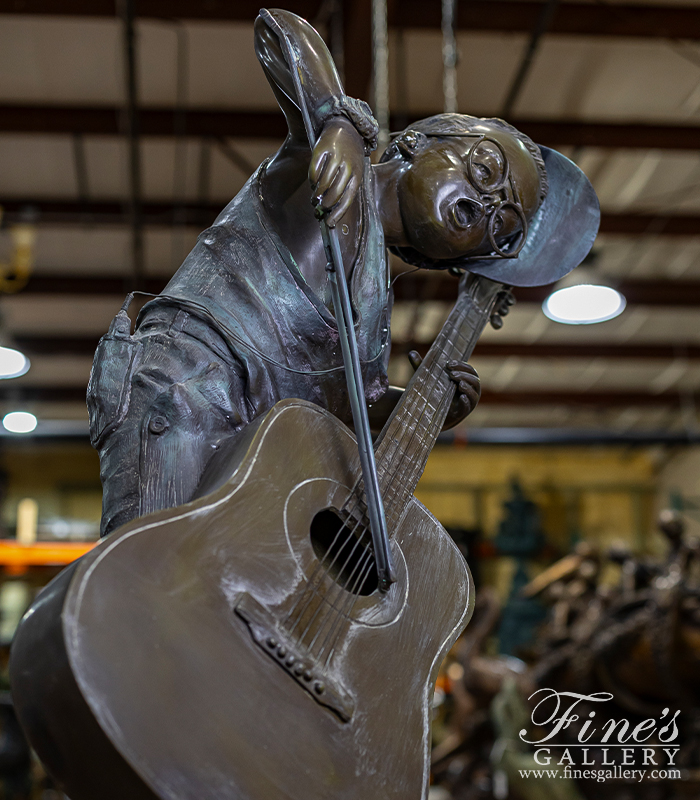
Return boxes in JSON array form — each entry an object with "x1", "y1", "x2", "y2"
[{"x1": 464, "y1": 146, "x2": 600, "y2": 288}]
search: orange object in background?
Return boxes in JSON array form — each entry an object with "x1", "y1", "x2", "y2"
[{"x1": 0, "y1": 540, "x2": 95, "y2": 570}]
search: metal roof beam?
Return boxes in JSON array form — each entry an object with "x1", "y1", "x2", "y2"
[
  {"x1": 0, "y1": 105, "x2": 288, "y2": 139},
  {"x1": 0, "y1": 384, "x2": 693, "y2": 407},
  {"x1": 411, "y1": 342, "x2": 700, "y2": 360},
  {"x1": 1, "y1": 105, "x2": 699, "y2": 150},
  {"x1": 8, "y1": 274, "x2": 700, "y2": 308},
  {"x1": 392, "y1": 275, "x2": 700, "y2": 306},
  {"x1": 3, "y1": 1, "x2": 700, "y2": 40},
  {"x1": 16, "y1": 335, "x2": 700, "y2": 360},
  {"x1": 2, "y1": 199, "x2": 699, "y2": 238},
  {"x1": 478, "y1": 390, "x2": 696, "y2": 407}
]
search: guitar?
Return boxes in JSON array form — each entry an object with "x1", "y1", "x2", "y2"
[{"x1": 10, "y1": 271, "x2": 504, "y2": 800}]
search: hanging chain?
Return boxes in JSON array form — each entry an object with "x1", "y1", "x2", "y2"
[
  {"x1": 442, "y1": 0, "x2": 458, "y2": 113},
  {"x1": 371, "y1": 0, "x2": 390, "y2": 152}
]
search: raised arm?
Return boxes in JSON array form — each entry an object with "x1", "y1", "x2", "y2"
[
  {"x1": 254, "y1": 8, "x2": 378, "y2": 226},
  {"x1": 255, "y1": 9, "x2": 346, "y2": 147}
]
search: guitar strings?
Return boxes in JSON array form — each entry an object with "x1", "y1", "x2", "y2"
[
  {"x1": 283, "y1": 468, "x2": 372, "y2": 632},
  {"x1": 317, "y1": 389, "x2": 455, "y2": 665},
  {"x1": 299, "y1": 468, "x2": 404, "y2": 652},
  {"x1": 286, "y1": 483, "x2": 384, "y2": 643},
  {"x1": 283, "y1": 475, "x2": 364, "y2": 629},
  {"x1": 304, "y1": 314, "x2": 468, "y2": 655},
  {"x1": 314, "y1": 319, "x2": 475, "y2": 664},
  {"x1": 295, "y1": 476, "x2": 389, "y2": 647},
  {"x1": 305, "y1": 516, "x2": 381, "y2": 653},
  {"x1": 316, "y1": 295, "x2": 490, "y2": 663},
  {"x1": 323, "y1": 558, "x2": 377, "y2": 668},
  {"x1": 294, "y1": 516, "x2": 369, "y2": 644},
  {"x1": 319, "y1": 552, "x2": 376, "y2": 666},
  {"x1": 317, "y1": 341, "x2": 469, "y2": 660},
  {"x1": 286, "y1": 289, "x2": 486, "y2": 666},
  {"x1": 290, "y1": 282, "x2": 476, "y2": 627},
  {"x1": 311, "y1": 349, "x2": 460, "y2": 660},
  {"x1": 286, "y1": 406, "x2": 409, "y2": 637},
  {"x1": 302, "y1": 425, "x2": 428, "y2": 651},
  {"x1": 312, "y1": 317, "x2": 474, "y2": 661}
]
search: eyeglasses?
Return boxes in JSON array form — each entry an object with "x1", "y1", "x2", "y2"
[
  {"x1": 457, "y1": 134, "x2": 528, "y2": 259},
  {"x1": 404, "y1": 131, "x2": 529, "y2": 260}
]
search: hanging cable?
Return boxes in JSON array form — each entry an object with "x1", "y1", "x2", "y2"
[
  {"x1": 501, "y1": 0, "x2": 560, "y2": 118},
  {"x1": 442, "y1": 0, "x2": 458, "y2": 113},
  {"x1": 393, "y1": 27, "x2": 409, "y2": 132},
  {"x1": 171, "y1": 22, "x2": 190, "y2": 272},
  {"x1": 329, "y1": 0, "x2": 345, "y2": 86},
  {"x1": 197, "y1": 139, "x2": 212, "y2": 204},
  {"x1": 117, "y1": 0, "x2": 145, "y2": 293},
  {"x1": 315, "y1": 0, "x2": 345, "y2": 84},
  {"x1": 71, "y1": 133, "x2": 90, "y2": 207},
  {"x1": 371, "y1": 0, "x2": 390, "y2": 153}
]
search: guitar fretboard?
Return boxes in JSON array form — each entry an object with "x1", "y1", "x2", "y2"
[{"x1": 374, "y1": 273, "x2": 503, "y2": 531}]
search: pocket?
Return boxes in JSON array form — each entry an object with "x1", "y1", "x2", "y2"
[{"x1": 87, "y1": 307, "x2": 143, "y2": 449}]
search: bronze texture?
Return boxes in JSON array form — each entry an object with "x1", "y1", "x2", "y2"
[
  {"x1": 10, "y1": 7, "x2": 599, "y2": 799},
  {"x1": 79, "y1": 6, "x2": 593, "y2": 538}
]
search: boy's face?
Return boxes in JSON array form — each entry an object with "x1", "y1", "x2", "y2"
[{"x1": 396, "y1": 124, "x2": 542, "y2": 262}]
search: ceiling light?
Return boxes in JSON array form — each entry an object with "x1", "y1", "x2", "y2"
[
  {"x1": 0, "y1": 347, "x2": 30, "y2": 379},
  {"x1": 3, "y1": 411, "x2": 37, "y2": 434},
  {"x1": 543, "y1": 284, "x2": 626, "y2": 325},
  {"x1": 542, "y1": 260, "x2": 626, "y2": 325}
]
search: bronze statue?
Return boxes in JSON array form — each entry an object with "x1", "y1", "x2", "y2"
[
  {"x1": 87, "y1": 8, "x2": 554, "y2": 537},
  {"x1": 10, "y1": 8, "x2": 600, "y2": 800}
]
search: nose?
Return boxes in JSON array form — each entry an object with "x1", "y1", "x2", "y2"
[{"x1": 452, "y1": 198, "x2": 485, "y2": 229}]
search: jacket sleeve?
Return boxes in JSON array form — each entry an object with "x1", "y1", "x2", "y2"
[{"x1": 254, "y1": 8, "x2": 378, "y2": 152}]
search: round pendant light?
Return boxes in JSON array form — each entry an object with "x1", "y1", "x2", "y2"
[
  {"x1": 3, "y1": 411, "x2": 37, "y2": 434},
  {"x1": 542, "y1": 263, "x2": 626, "y2": 325},
  {"x1": 0, "y1": 346, "x2": 30, "y2": 379}
]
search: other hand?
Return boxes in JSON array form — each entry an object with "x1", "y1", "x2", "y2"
[
  {"x1": 408, "y1": 351, "x2": 481, "y2": 430},
  {"x1": 309, "y1": 117, "x2": 364, "y2": 228}
]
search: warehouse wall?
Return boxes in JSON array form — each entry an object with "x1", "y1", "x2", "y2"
[
  {"x1": 415, "y1": 443, "x2": 660, "y2": 596},
  {"x1": 0, "y1": 441, "x2": 101, "y2": 539},
  {"x1": 0, "y1": 439, "x2": 690, "y2": 574},
  {"x1": 657, "y1": 445, "x2": 700, "y2": 541}
]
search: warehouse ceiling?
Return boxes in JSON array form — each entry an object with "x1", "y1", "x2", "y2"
[{"x1": 1, "y1": 0, "x2": 700, "y2": 441}]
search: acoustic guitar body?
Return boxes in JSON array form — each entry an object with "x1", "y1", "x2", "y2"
[{"x1": 11, "y1": 398, "x2": 473, "y2": 800}]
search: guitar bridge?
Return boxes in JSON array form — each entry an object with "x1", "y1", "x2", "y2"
[{"x1": 234, "y1": 593, "x2": 354, "y2": 723}]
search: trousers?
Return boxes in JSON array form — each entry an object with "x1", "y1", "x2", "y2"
[{"x1": 88, "y1": 303, "x2": 248, "y2": 536}]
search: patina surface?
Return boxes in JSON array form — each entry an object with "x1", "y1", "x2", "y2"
[
  {"x1": 86, "y1": 8, "x2": 559, "y2": 537},
  {"x1": 10, "y1": 8, "x2": 601, "y2": 800}
]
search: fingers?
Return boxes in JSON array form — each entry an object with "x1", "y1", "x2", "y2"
[
  {"x1": 490, "y1": 289, "x2": 516, "y2": 329},
  {"x1": 326, "y1": 172, "x2": 357, "y2": 228},
  {"x1": 446, "y1": 361, "x2": 478, "y2": 379},
  {"x1": 309, "y1": 133, "x2": 337, "y2": 190},
  {"x1": 442, "y1": 361, "x2": 481, "y2": 429},
  {"x1": 408, "y1": 350, "x2": 423, "y2": 371},
  {"x1": 310, "y1": 150, "x2": 341, "y2": 201},
  {"x1": 446, "y1": 361, "x2": 481, "y2": 411},
  {"x1": 457, "y1": 383, "x2": 480, "y2": 413},
  {"x1": 309, "y1": 119, "x2": 364, "y2": 226},
  {"x1": 310, "y1": 157, "x2": 356, "y2": 227}
]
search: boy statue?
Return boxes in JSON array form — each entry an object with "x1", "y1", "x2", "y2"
[
  {"x1": 9, "y1": 12, "x2": 600, "y2": 800},
  {"x1": 88, "y1": 8, "x2": 570, "y2": 536}
]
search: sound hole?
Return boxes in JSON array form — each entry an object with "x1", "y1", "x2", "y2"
[{"x1": 310, "y1": 509, "x2": 378, "y2": 596}]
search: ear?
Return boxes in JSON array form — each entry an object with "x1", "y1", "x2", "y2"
[{"x1": 396, "y1": 130, "x2": 428, "y2": 160}]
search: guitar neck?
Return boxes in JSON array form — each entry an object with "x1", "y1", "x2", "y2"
[{"x1": 375, "y1": 273, "x2": 503, "y2": 528}]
